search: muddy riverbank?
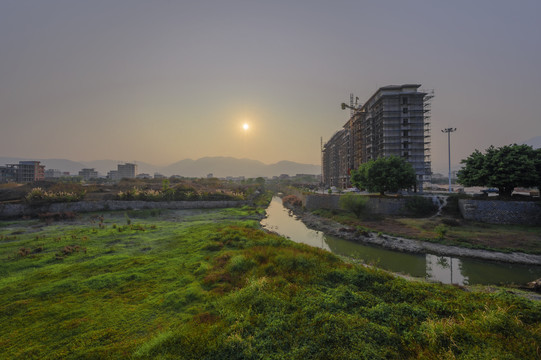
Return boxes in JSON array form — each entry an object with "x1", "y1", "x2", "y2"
[{"x1": 292, "y1": 208, "x2": 541, "y2": 265}]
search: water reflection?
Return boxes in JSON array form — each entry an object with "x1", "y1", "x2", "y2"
[
  {"x1": 426, "y1": 255, "x2": 468, "y2": 285},
  {"x1": 261, "y1": 197, "x2": 541, "y2": 285}
]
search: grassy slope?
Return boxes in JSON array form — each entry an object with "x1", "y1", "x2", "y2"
[{"x1": 0, "y1": 207, "x2": 540, "y2": 359}]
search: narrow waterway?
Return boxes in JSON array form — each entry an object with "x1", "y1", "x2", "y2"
[{"x1": 261, "y1": 197, "x2": 541, "y2": 285}]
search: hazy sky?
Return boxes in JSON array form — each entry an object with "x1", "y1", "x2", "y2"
[{"x1": 1, "y1": 0, "x2": 540, "y2": 173}]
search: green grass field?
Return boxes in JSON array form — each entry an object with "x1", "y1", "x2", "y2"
[{"x1": 1, "y1": 206, "x2": 541, "y2": 359}]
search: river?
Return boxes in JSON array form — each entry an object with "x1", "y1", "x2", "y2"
[{"x1": 260, "y1": 197, "x2": 541, "y2": 285}]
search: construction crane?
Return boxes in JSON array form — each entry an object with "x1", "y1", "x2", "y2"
[{"x1": 340, "y1": 93, "x2": 360, "y2": 115}]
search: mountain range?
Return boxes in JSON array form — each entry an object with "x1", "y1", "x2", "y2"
[
  {"x1": 523, "y1": 136, "x2": 541, "y2": 149},
  {"x1": 0, "y1": 156, "x2": 320, "y2": 178}
]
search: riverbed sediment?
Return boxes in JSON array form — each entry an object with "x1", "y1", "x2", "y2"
[{"x1": 293, "y1": 209, "x2": 541, "y2": 265}]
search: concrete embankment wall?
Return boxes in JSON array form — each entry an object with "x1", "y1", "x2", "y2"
[
  {"x1": 458, "y1": 199, "x2": 541, "y2": 225},
  {"x1": 0, "y1": 200, "x2": 248, "y2": 219},
  {"x1": 304, "y1": 194, "x2": 407, "y2": 215}
]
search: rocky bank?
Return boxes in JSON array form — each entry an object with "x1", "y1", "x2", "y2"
[{"x1": 293, "y1": 209, "x2": 541, "y2": 266}]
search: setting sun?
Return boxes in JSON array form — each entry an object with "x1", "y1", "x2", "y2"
[{"x1": 243, "y1": 123, "x2": 249, "y2": 131}]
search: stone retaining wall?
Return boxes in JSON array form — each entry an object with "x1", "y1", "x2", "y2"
[
  {"x1": 304, "y1": 194, "x2": 407, "y2": 215},
  {"x1": 0, "y1": 200, "x2": 248, "y2": 219},
  {"x1": 458, "y1": 199, "x2": 541, "y2": 225},
  {"x1": 304, "y1": 194, "x2": 340, "y2": 211}
]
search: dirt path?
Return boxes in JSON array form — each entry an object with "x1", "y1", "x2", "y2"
[{"x1": 297, "y1": 211, "x2": 541, "y2": 266}]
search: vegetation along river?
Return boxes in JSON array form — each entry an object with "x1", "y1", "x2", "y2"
[{"x1": 261, "y1": 197, "x2": 541, "y2": 286}]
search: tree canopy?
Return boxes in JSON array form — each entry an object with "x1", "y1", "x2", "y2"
[
  {"x1": 350, "y1": 155, "x2": 417, "y2": 196},
  {"x1": 339, "y1": 193, "x2": 368, "y2": 218},
  {"x1": 457, "y1": 144, "x2": 540, "y2": 196}
]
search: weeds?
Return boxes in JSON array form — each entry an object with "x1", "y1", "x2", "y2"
[
  {"x1": 1, "y1": 207, "x2": 540, "y2": 359},
  {"x1": 434, "y1": 224, "x2": 449, "y2": 239},
  {"x1": 25, "y1": 187, "x2": 85, "y2": 204}
]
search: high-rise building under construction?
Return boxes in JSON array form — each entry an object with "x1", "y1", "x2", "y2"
[{"x1": 322, "y1": 84, "x2": 433, "y2": 191}]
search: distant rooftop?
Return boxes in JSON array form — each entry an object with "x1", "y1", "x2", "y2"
[{"x1": 379, "y1": 84, "x2": 421, "y2": 90}]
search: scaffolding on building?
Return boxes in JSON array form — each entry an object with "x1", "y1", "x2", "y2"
[
  {"x1": 322, "y1": 85, "x2": 434, "y2": 191},
  {"x1": 421, "y1": 89, "x2": 434, "y2": 178}
]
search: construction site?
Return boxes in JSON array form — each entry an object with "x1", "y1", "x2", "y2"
[{"x1": 322, "y1": 84, "x2": 433, "y2": 191}]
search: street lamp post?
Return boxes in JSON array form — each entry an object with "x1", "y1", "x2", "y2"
[{"x1": 441, "y1": 128, "x2": 457, "y2": 193}]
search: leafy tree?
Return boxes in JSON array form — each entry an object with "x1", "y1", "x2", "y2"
[
  {"x1": 535, "y1": 148, "x2": 541, "y2": 192},
  {"x1": 339, "y1": 193, "x2": 368, "y2": 218},
  {"x1": 255, "y1": 177, "x2": 266, "y2": 187},
  {"x1": 350, "y1": 155, "x2": 417, "y2": 196},
  {"x1": 454, "y1": 149, "x2": 488, "y2": 187},
  {"x1": 457, "y1": 144, "x2": 539, "y2": 197}
]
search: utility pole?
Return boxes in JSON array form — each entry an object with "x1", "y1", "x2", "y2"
[
  {"x1": 441, "y1": 128, "x2": 456, "y2": 193},
  {"x1": 320, "y1": 136, "x2": 324, "y2": 192}
]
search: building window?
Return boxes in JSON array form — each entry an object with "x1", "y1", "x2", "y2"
[
  {"x1": 402, "y1": 107, "x2": 408, "y2": 114},
  {"x1": 402, "y1": 97, "x2": 408, "y2": 105},
  {"x1": 403, "y1": 118, "x2": 409, "y2": 126},
  {"x1": 403, "y1": 141, "x2": 409, "y2": 149},
  {"x1": 403, "y1": 130, "x2": 409, "y2": 137}
]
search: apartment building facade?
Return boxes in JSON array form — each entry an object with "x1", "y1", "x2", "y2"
[
  {"x1": 118, "y1": 163, "x2": 137, "y2": 179},
  {"x1": 322, "y1": 84, "x2": 432, "y2": 191},
  {"x1": 0, "y1": 161, "x2": 45, "y2": 183},
  {"x1": 79, "y1": 168, "x2": 98, "y2": 181},
  {"x1": 107, "y1": 163, "x2": 137, "y2": 181},
  {"x1": 322, "y1": 129, "x2": 350, "y2": 188}
]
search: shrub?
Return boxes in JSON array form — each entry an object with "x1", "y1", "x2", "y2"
[
  {"x1": 116, "y1": 186, "x2": 239, "y2": 202},
  {"x1": 282, "y1": 195, "x2": 302, "y2": 208},
  {"x1": 441, "y1": 218, "x2": 460, "y2": 227},
  {"x1": 339, "y1": 194, "x2": 368, "y2": 219},
  {"x1": 434, "y1": 224, "x2": 449, "y2": 239},
  {"x1": 404, "y1": 196, "x2": 438, "y2": 217},
  {"x1": 25, "y1": 187, "x2": 85, "y2": 204}
]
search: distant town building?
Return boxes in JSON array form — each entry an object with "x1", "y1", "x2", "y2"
[
  {"x1": 45, "y1": 169, "x2": 63, "y2": 179},
  {"x1": 107, "y1": 170, "x2": 119, "y2": 181},
  {"x1": 154, "y1": 173, "x2": 166, "y2": 179},
  {"x1": 107, "y1": 163, "x2": 137, "y2": 181},
  {"x1": 0, "y1": 161, "x2": 45, "y2": 183},
  {"x1": 0, "y1": 166, "x2": 16, "y2": 183},
  {"x1": 225, "y1": 176, "x2": 245, "y2": 182},
  {"x1": 18, "y1": 161, "x2": 45, "y2": 182},
  {"x1": 322, "y1": 84, "x2": 433, "y2": 191},
  {"x1": 207, "y1": 173, "x2": 214, "y2": 178},
  {"x1": 136, "y1": 173, "x2": 152, "y2": 179},
  {"x1": 78, "y1": 168, "x2": 98, "y2": 181},
  {"x1": 117, "y1": 163, "x2": 137, "y2": 179}
]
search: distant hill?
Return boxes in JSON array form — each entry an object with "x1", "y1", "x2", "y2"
[
  {"x1": 162, "y1": 157, "x2": 320, "y2": 178},
  {"x1": 522, "y1": 136, "x2": 541, "y2": 149},
  {"x1": 0, "y1": 156, "x2": 320, "y2": 178}
]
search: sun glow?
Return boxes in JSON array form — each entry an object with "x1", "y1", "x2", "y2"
[{"x1": 243, "y1": 123, "x2": 249, "y2": 131}]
